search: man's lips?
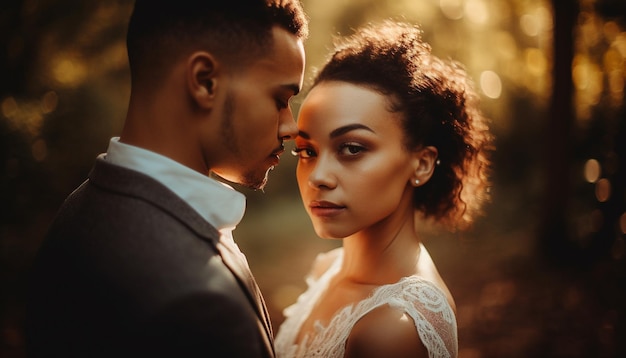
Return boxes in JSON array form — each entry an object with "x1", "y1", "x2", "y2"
[
  {"x1": 271, "y1": 148, "x2": 285, "y2": 157},
  {"x1": 309, "y1": 200, "x2": 346, "y2": 217},
  {"x1": 269, "y1": 145, "x2": 285, "y2": 166}
]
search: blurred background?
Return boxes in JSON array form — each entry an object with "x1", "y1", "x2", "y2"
[{"x1": 1, "y1": 0, "x2": 625, "y2": 357}]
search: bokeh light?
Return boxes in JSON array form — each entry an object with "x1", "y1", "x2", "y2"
[
  {"x1": 440, "y1": 0, "x2": 464, "y2": 20},
  {"x1": 521, "y1": 13, "x2": 541, "y2": 37},
  {"x1": 524, "y1": 48, "x2": 548, "y2": 76},
  {"x1": 595, "y1": 178, "x2": 611, "y2": 202},
  {"x1": 51, "y1": 54, "x2": 88, "y2": 87},
  {"x1": 480, "y1": 70, "x2": 503, "y2": 99},
  {"x1": 465, "y1": 0, "x2": 489, "y2": 25},
  {"x1": 584, "y1": 158, "x2": 601, "y2": 183}
]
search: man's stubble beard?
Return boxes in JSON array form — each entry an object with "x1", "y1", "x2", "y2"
[{"x1": 221, "y1": 92, "x2": 270, "y2": 191}]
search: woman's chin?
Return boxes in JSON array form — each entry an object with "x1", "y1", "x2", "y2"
[{"x1": 313, "y1": 228, "x2": 346, "y2": 240}]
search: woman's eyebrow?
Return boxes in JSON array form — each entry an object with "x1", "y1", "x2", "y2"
[
  {"x1": 297, "y1": 130, "x2": 310, "y2": 139},
  {"x1": 329, "y1": 123, "x2": 374, "y2": 138},
  {"x1": 298, "y1": 123, "x2": 374, "y2": 140}
]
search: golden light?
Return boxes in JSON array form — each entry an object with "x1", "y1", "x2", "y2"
[
  {"x1": 613, "y1": 32, "x2": 626, "y2": 58},
  {"x1": 524, "y1": 48, "x2": 548, "y2": 76},
  {"x1": 572, "y1": 55, "x2": 604, "y2": 117},
  {"x1": 494, "y1": 31, "x2": 518, "y2": 60},
  {"x1": 480, "y1": 70, "x2": 502, "y2": 99},
  {"x1": 24, "y1": 112, "x2": 44, "y2": 138},
  {"x1": 604, "y1": 48, "x2": 623, "y2": 71},
  {"x1": 620, "y1": 212, "x2": 626, "y2": 235},
  {"x1": 1, "y1": 97, "x2": 45, "y2": 137},
  {"x1": 583, "y1": 158, "x2": 601, "y2": 183},
  {"x1": 572, "y1": 56, "x2": 590, "y2": 90},
  {"x1": 521, "y1": 47, "x2": 550, "y2": 96},
  {"x1": 520, "y1": 5, "x2": 552, "y2": 37},
  {"x1": 520, "y1": 14, "x2": 541, "y2": 37},
  {"x1": 579, "y1": 11, "x2": 602, "y2": 48},
  {"x1": 2, "y1": 97, "x2": 18, "y2": 118},
  {"x1": 537, "y1": 5, "x2": 553, "y2": 31},
  {"x1": 391, "y1": 0, "x2": 437, "y2": 21},
  {"x1": 465, "y1": 0, "x2": 489, "y2": 25},
  {"x1": 52, "y1": 54, "x2": 87, "y2": 87},
  {"x1": 440, "y1": 0, "x2": 464, "y2": 20},
  {"x1": 603, "y1": 21, "x2": 621, "y2": 42}
]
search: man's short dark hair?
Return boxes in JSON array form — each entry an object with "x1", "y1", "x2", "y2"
[{"x1": 126, "y1": 0, "x2": 308, "y2": 85}]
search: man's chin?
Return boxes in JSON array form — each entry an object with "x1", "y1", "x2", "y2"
[{"x1": 242, "y1": 167, "x2": 273, "y2": 191}]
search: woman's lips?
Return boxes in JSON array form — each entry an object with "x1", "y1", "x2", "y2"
[{"x1": 309, "y1": 200, "x2": 346, "y2": 218}]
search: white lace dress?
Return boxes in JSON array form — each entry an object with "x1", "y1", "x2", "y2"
[{"x1": 275, "y1": 249, "x2": 458, "y2": 358}]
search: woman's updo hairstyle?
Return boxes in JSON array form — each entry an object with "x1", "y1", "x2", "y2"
[{"x1": 312, "y1": 21, "x2": 493, "y2": 229}]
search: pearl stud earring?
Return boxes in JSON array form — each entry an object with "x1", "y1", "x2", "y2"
[{"x1": 415, "y1": 179, "x2": 420, "y2": 185}]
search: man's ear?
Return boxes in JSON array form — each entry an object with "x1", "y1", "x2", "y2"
[
  {"x1": 187, "y1": 51, "x2": 219, "y2": 110},
  {"x1": 410, "y1": 146, "x2": 438, "y2": 187}
]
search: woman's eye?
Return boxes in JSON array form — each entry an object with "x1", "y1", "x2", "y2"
[
  {"x1": 291, "y1": 147, "x2": 316, "y2": 158},
  {"x1": 339, "y1": 143, "x2": 365, "y2": 156}
]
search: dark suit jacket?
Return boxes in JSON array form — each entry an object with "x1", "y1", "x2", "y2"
[{"x1": 25, "y1": 155, "x2": 274, "y2": 357}]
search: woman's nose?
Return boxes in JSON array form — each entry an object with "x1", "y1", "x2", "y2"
[{"x1": 307, "y1": 154, "x2": 336, "y2": 190}]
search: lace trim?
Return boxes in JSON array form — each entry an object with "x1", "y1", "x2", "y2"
[{"x1": 275, "y1": 250, "x2": 458, "y2": 358}]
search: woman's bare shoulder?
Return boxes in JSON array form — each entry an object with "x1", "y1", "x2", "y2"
[
  {"x1": 344, "y1": 304, "x2": 428, "y2": 358},
  {"x1": 418, "y1": 243, "x2": 457, "y2": 314}
]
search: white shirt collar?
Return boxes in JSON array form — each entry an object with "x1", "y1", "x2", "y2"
[{"x1": 104, "y1": 137, "x2": 246, "y2": 231}]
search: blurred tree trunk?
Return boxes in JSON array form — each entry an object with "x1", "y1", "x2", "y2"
[{"x1": 539, "y1": 0, "x2": 579, "y2": 265}]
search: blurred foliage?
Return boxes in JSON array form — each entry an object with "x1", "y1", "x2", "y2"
[{"x1": 1, "y1": 0, "x2": 625, "y2": 357}]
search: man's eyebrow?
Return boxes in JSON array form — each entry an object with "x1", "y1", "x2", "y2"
[{"x1": 297, "y1": 124, "x2": 374, "y2": 140}]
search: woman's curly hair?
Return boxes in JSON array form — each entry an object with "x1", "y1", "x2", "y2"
[{"x1": 312, "y1": 21, "x2": 493, "y2": 230}]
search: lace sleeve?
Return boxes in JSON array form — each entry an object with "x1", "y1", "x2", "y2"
[{"x1": 385, "y1": 277, "x2": 458, "y2": 358}]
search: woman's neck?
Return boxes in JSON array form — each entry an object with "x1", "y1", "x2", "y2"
[{"x1": 339, "y1": 203, "x2": 422, "y2": 285}]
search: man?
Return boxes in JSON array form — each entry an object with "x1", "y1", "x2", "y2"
[{"x1": 25, "y1": 1, "x2": 308, "y2": 357}]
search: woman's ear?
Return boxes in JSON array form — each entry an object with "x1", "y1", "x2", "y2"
[
  {"x1": 410, "y1": 146, "x2": 438, "y2": 187},
  {"x1": 187, "y1": 51, "x2": 219, "y2": 110}
]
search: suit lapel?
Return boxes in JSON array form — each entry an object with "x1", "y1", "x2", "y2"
[
  {"x1": 216, "y1": 242, "x2": 274, "y2": 339},
  {"x1": 89, "y1": 157, "x2": 275, "y2": 353}
]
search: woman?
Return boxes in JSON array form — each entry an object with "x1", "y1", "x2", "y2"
[{"x1": 275, "y1": 21, "x2": 492, "y2": 357}]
